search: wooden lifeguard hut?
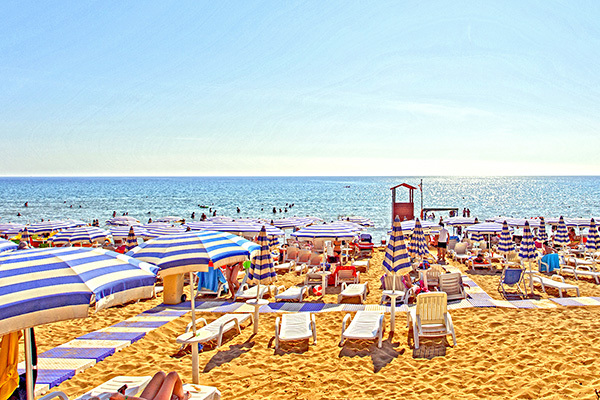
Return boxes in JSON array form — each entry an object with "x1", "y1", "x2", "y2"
[{"x1": 390, "y1": 183, "x2": 417, "y2": 223}]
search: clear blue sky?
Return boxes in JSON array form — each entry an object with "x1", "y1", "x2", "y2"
[{"x1": 2, "y1": 1, "x2": 600, "y2": 176}]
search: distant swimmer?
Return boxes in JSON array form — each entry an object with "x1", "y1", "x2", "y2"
[
  {"x1": 284, "y1": 208, "x2": 288, "y2": 213},
  {"x1": 273, "y1": 207, "x2": 277, "y2": 213},
  {"x1": 148, "y1": 218, "x2": 153, "y2": 223},
  {"x1": 213, "y1": 210, "x2": 217, "y2": 216},
  {"x1": 70, "y1": 205, "x2": 73, "y2": 208},
  {"x1": 191, "y1": 212, "x2": 195, "y2": 219},
  {"x1": 24, "y1": 202, "x2": 28, "y2": 207},
  {"x1": 113, "y1": 211, "x2": 117, "y2": 217},
  {"x1": 17, "y1": 212, "x2": 21, "y2": 216},
  {"x1": 236, "y1": 207, "x2": 240, "y2": 213}
]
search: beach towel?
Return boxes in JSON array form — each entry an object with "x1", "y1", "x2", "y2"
[
  {"x1": 197, "y1": 268, "x2": 227, "y2": 293},
  {"x1": 539, "y1": 253, "x2": 559, "y2": 272}
]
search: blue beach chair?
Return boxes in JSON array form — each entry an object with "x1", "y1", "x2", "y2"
[{"x1": 498, "y1": 266, "x2": 526, "y2": 298}]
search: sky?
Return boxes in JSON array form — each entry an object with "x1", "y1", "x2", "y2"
[{"x1": 1, "y1": 1, "x2": 600, "y2": 176}]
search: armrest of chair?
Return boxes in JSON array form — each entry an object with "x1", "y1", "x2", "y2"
[
  {"x1": 341, "y1": 313, "x2": 351, "y2": 336},
  {"x1": 355, "y1": 271, "x2": 360, "y2": 283},
  {"x1": 185, "y1": 317, "x2": 208, "y2": 333},
  {"x1": 550, "y1": 274, "x2": 566, "y2": 283},
  {"x1": 38, "y1": 393, "x2": 68, "y2": 400},
  {"x1": 274, "y1": 285, "x2": 286, "y2": 296},
  {"x1": 340, "y1": 282, "x2": 348, "y2": 291},
  {"x1": 575, "y1": 265, "x2": 593, "y2": 272}
]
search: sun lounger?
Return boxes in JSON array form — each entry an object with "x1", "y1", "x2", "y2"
[
  {"x1": 176, "y1": 314, "x2": 252, "y2": 348},
  {"x1": 38, "y1": 376, "x2": 153, "y2": 400},
  {"x1": 559, "y1": 263, "x2": 600, "y2": 284},
  {"x1": 338, "y1": 282, "x2": 368, "y2": 304},
  {"x1": 274, "y1": 313, "x2": 317, "y2": 350},
  {"x1": 340, "y1": 311, "x2": 385, "y2": 348},
  {"x1": 439, "y1": 272, "x2": 466, "y2": 301},
  {"x1": 334, "y1": 266, "x2": 359, "y2": 286},
  {"x1": 529, "y1": 274, "x2": 580, "y2": 297},
  {"x1": 450, "y1": 242, "x2": 470, "y2": 263},
  {"x1": 274, "y1": 285, "x2": 307, "y2": 302},
  {"x1": 407, "y1": 292, "x2": 456, "y2": 349},
  {"x1": 294, "y1": 249, "x2": 312, "y2": 273},
  {"x1": 380, "y1": 274, "x2": 413, "y2": 305},
  {"x1": 233, "y1": 284, "x2": 270, "y2": 301},
  {"x1": 351, "y1": 259, "x2": 370, "y2": 273}
]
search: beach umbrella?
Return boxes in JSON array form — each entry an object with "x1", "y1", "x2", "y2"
[
  {"x1": 399, "y1": 220, "x2": 441, "y2": 234},
  {"x1": 554, "y1": 216, "x2": 569, "y2": 248},
  {"x1": 0, "y1": 238, "x2": 18, "y2": 253},
  {"x1": 271, "y1": 217, "x2": 315, "y2": 229},
  {"x1": 497, "y1": 221, "x2": 515, "y2": 254},
  {"x1": 155, "y1": 216, "x2": 183, "y2": 223},
  {"x1": 126, "y1": 230, "x2": 259, "y2": 383},
  {"x1": 0, "y1": 223, "x2": 25, "y2": 235},
  {"x1": 27, "y1": 220, "x2": 74, "y2": 235},
  {"x1": 49, "y1": 226, "x2": 109, "y2": 246},
  {"x1": 329, "y1": 221, "x2": 364, "y2": 231},
  {"x1": 125, "y1": 226, "x2": 139, "y2": 252},
  {"x1": 247, "y1": 227, "x2": 276, "y2": 299},
  {"x1": 340, "y1": 216, "x2": 374, "y2": 227},
  {"x1": 0, "y1": 247, "x2": 157, "y2": 400},
  {"x1": 291, "y1": 223, "x2": 359, "y2": 240},
  {"x1": 585, "y1": 219, "x2": 599, "y2": 254},
  {"x1": 105, "y1": 216, "x2": 141, "y2": 226},
  {"x1": 207, "y1": 216, "x2": 235, "y2": 223},
  {"x1": 519, "y1": 222, "x2": 538, "y2": 295},
  {"x1": 465, "y1": 222, "x2": 504, "y2": 234},
  {"x1": 185, "y1": 221, "x2": 285, "y2": 237},
  {"x1": 470, "y1": 232, "x2": 484, "y2": 243},
  {"x1": 408, "y1": 218, "x2": 429, "y2": 260},
  {"x1": 143, "y1": 225, "x2": 186, "y2": 239},
  {"x1": 537, "y1": 218, "x2": 548, "y2": 242},
  {"x1": 20, "y1": 228, "x2": 31, "y2": 245},
  {"x1": 109, "y1": 225, "x2": 147, "y2": 242},
  {"x1": 445, "y1": 217, "x2": 477, "y2": 226},
  {"x1": 382, "y1": 216, "x2": 412, "y2": 331}
]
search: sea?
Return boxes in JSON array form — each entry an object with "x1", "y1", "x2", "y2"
[{"x1": 1, "y1": 176, "x2": 599, "y2": 241}]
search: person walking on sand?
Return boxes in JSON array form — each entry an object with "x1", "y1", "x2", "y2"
[
  {"x1": 437, "y1": 223, "x2": 450, "y2": 263},
  {"x1": 108, "y1": 371, "x2": 189, "y2": 400}
]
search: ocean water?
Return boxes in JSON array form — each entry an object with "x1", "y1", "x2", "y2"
[{"x1": 1, "y1": 176, "x2": 599, "y2": 240}]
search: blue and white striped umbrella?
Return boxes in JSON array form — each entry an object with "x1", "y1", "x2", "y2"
[
  {"x1": 20, "y1": 227, "x2": 30, "y2": 245},
  {"x1": 247, "y1": 227, "x2": 276, "y2": 287},
  {"x1": 0, "y1": 223, "x2": 25, "y2": 236},
  {"x1": 497, "y1": 221, "x2": 515, "y2": 254},
  {"x1": 470, "y1": 232, "x2": 484, "y2": 243},
  {"x1": 340, "y1": 216, "x2": 374, "y2": 227},
  {"x1": 49, "y1": 226, "x2": 109, "y2": 246},
  {"x1": 383, "y1": 216, "x2": 412, "y2": 276},
  {"x1": 586, "y1": 219, "x2": 599, "y2": 253},
  {"x1": 0, "y1": 247, "x2": 157, "y2": 336},
  {"x1": 185, "y1": 221, "x2": 284, "y2": 237},
  {"x1": 155, "y1": 216, "x2": 183, "y2": 223},
  {"x1": 271, "y1": 217, "x2": 315, "y2": 229},
  {"x1": 126, "y1": 230, "x2": 260, "y2": 277},
  {"x1": 537, "y1": 218, "x2": 548, "y2": 242},
  {"x1": 110, "y1": 225, "x2": 148, "y2": 242},
  {"x1": 105, "y1": 216, "x2": 141, "y2": 226},
  {"x1": 2, "y1": 226, "x2": 25, "y2": 239},
  {"x1": 0, "y1": 238, "x2": 17, "y2": 253},
  {"x1": 143, "y1": 225, "x2": 186, "y2": 239},
  {"x1": 518, "y1": 222, "x2": 537, "y2": 260},
  {"x1": 126, "y1": 226, "x2": 139, "y2": 252},
  {"x1": 554, "y1": 216, "x2": 569, "y2": 247},
  {"x1": 207, "y1": 216, "x2": 235, "y2": 223},
  {"x1": 408, "y1": 218, "x2": 429, "y2": 259},
  {"x1": 444, "y1": 217, "x2": 477, "y2": 226},
  {"x1": 400, "y1": 220, "x2": 441, "y2": 234},
  {"x1": 291, "y1": 223, "x2": 359, "y2": 240},
  {"x1": 465, "y1": 222, "x2": 504, "y2": 234},
  {"x1": 27, "y1": 220, "x2": 75, "y2": 235}
]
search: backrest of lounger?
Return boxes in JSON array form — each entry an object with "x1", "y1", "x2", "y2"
[
  {"x1": 439, "y1": 272, "x2": 462, "y2": 295},
  {"x1": 287, "y1": 246, "x2": 299, "y2": 260},
  {"x1": 503, "y1": 268, "x2": 523, "y2": 285},
  {"x1": 455, "y1": 242, "x2": 467, "y2": 254},
  {"x1": 298, "y1": 249, "x2": 311, "y2": 263},
  {"x1": 416, "y1": 292, "x2": 447, "y2": 324}
]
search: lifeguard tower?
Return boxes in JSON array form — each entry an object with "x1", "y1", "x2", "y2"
[{"x1": 390, "y1": 183, "x2": 417, "y2": 223}]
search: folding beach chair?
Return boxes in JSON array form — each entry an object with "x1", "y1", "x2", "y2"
[
  {"x1": 274, "y1": 313, "x2": 317, "y2": 350},
  {"x1": 407, "y1": 292, "x2": 456, "y2": 349},
  {"x1": 497, "y1": 267, "x2": 526, "y2": 297}
]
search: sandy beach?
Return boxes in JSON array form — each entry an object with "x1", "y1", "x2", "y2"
[{"x1": 18, "y1": 248, "x2": 600, "y2": 400}]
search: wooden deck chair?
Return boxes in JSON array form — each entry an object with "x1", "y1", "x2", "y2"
[
  {"x1": 407, "y1": 292, "x2": 456, "y2": 349},
  {"x1": 340, "y1": 311, "x2": 385, "y2": 348},
  {"x1": 439, "y1": 272, "x2": 466, "y2": 301},
  {"x1": 275, "y1": 313, "x2": 317, "y2": 350},
  {"x1": 497, "y1": 267, "x2": 526, "y2": 297}
]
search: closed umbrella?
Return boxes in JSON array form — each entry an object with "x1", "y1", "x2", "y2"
[
  {"x1": 470, "y1": 232, "x2": 484, "y2": 244},
  {"x1": 497, "y1": 221, "x2": 515, "y2": 254},
  {"x1": 519, "y1": 222, "x2": 538, "y2": 295},
  {"x1": 537, "y1": 218, "x2": 548, "y2": 242},
  {"x1": 125, "y1": 226, "x2": 139, "y2": 252},
  {"x1": 585, "y1": 219, "x2": 599, "y2": 254},
  {"x1": 49, "y1": 226, "x2": 109, "y2": 246},
  {"x1": 382, "y1": 216, "x2": 412, "y2": 331},
  {"x1": 20, "y1": 228, "x2": 31, "y2": 246},
  {"x1": 408, "y1": 218, "x2": 429, "y2": 261},
  {"x1": 247, "y1": 227, "x2": 276, "y2": 298},
  {"x1": 109, "y1": 225, "x2": 147, "y2": 242},
  {"x1": 0, "y1": 247, "x2": 157, "y2": 400},
  {"x1": 554, "y1": 216, "x2": 569, "y2": 248}
]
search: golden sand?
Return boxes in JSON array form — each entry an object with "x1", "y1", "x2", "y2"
[{"x1": 26, "y1": 249, "x2": 600, "y2": 399}]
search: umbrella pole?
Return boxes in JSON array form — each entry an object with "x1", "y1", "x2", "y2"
[
  {"x1": 390, "y1": 272, "x2": 397, "y2": 332},
  {"x1": 25, "y1": 328, "x2": 34, "y2": 400},
  {"x1": 189, "y1": 271, "x2": 199, "y2": 384}
]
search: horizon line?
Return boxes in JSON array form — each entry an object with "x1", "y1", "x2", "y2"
[{"x1": 1, "y1": 174, "x2": 600, "y2": 178}]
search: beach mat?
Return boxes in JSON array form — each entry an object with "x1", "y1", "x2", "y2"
[
  {"x1": 40, "y1": 347, "x2": 115, "y2": 362},
  {"x1": 79, "y1": 331, "x2": 146, "y2": 343}
]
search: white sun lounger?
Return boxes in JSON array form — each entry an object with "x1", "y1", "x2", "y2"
[
  {"x1": 340, "y1": 311, "x2": 385, "y2": 348},
  {"x1": 39, "y1": 376, "x2": 153, "y2": 400},
  {"x1": 559, "y1": 263, "x2": 600, "y2": 284},
  {"x1": 274, "y1": 285, "x2": 307, "y2": 302},
  {"x1": 176, "y1": 313, "x2": 252, "y2": 348},
  {"x1": 338, "y1": 282, "x2": 369, "y2": 304},
  {"x1": 529, "y1": 274, "x2": 580, "y2": 297},
  {"x1": 274, "y1": 313, "x2": 317, "y2": 350}
]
